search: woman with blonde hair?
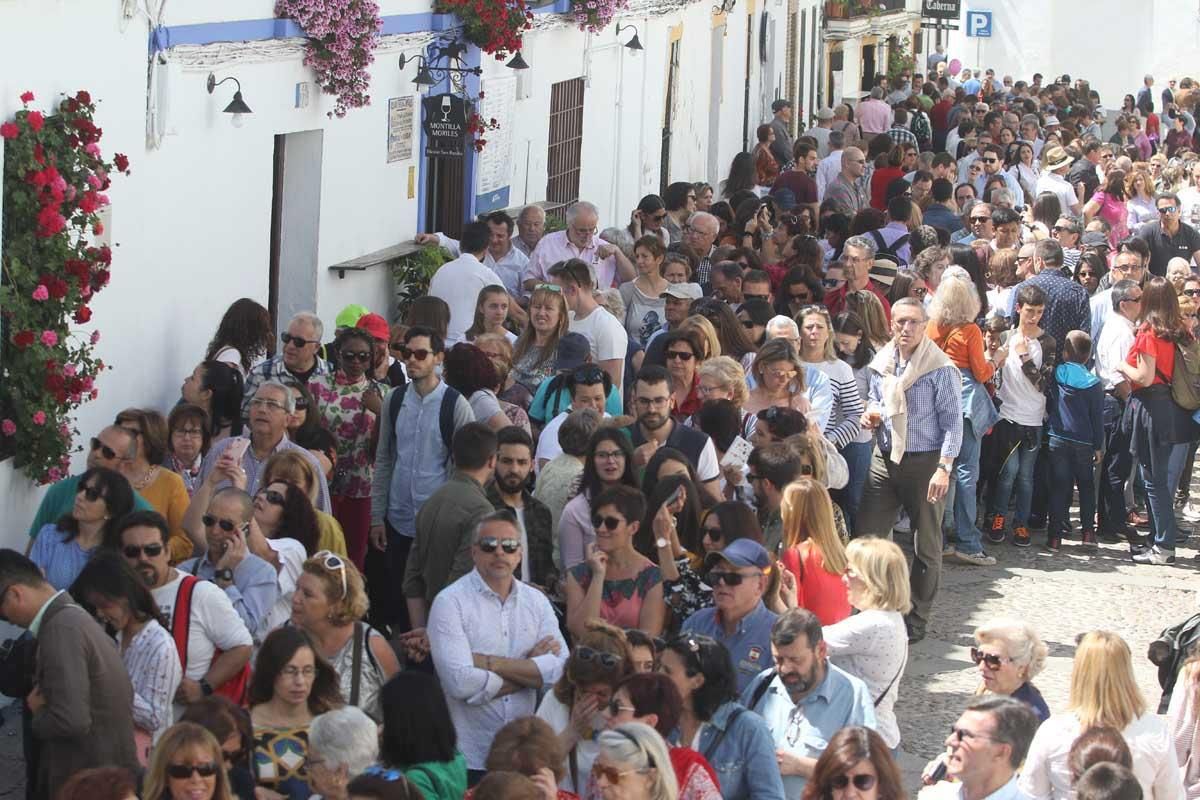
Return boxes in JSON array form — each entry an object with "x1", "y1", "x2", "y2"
[
  {"x1": 926, "y1": 275, "x2": 1000, "y2": 567},
  {"x1": 512, "y1": 285, "x2": 570, "y2": 394},
  {"x1": 780, "y1": 431, "x2": 851, "y2": 543},
  {"x1": 1020, "y1": 631, "x2": 1182, "y2": 800},
  {"x1": 777, "y1": 478, "x2": 850, "y2": 626},
  {"x1": 679, "y1": 315, "x2": 722, "y2": 361},
  {"x1": 971, "y1": 618, "x2": 1050, "y2": 720},
  {"x1": 592, "y1": 723, "x2": 680, "y2": 800},
  {"x1": 744, "y1": 339, "x2": 834, "y2": 432},
  {"x1": 823, "y1": 538, "x2": 910, "y2": 753},
  {"x1": 144, "y1": 722, "x2": 234, "y2": 800},
  {"x1": 1127, "y1": 167, "x2": 1159, "y2": 227},
  {"x1": 695, "y1": 356, "x2": 750, "y2": 425},
  {"x1": 1167, "y1": 652, "x2": 1200, "y2": 799}
]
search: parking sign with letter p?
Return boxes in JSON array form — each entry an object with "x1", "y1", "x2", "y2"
[{"x1": 966, "y1": 9, "x2": 992, "y2": 36}]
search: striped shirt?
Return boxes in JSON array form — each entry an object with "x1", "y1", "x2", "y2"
[
  {"x1": 805, "y1": 358, "x2": 866, "y2": 450},
  {"x1": 120, "y1": 619, "x2": 182, "y2": 743}
]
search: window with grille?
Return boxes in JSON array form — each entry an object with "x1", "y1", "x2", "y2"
[{"x1": 546, "y1": 78, "x2": 585, "y2": 221}]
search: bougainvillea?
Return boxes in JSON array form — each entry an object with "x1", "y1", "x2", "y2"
[
  {"x1": 275, "y1": 0, "x2": 383, "y2": 118},
  {"x1": 571, "y1": 0, "x2": 628, "y2": 33},
  {"x1": 435, "y1": 0, "x2": 532, "y2": 59},
  {"x1": 1, "y1": 90, "x2": 121, "y2": 483}
]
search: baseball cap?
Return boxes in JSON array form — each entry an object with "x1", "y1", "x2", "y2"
[
  {"x1": 772, "y1": 99, "x2": 793, "y2": 112},
  {"x1": 336, "y1": 304, "x2": 369, "y2": 329},
  {"x1": 816, "y1": 107, "x2": 835, "y2": 120},
  {"x1": 1081, "y1": 231, "x2": 1109, "y2": 248},
  {"x1": 704, "y1": 538, "x2": 771, "y2": 571},
  {"x1": 355, "y1": 312, "x2": 390, "y2": 342},
  {"x1": 554, "y1": 333, "x2": 591, "y2": 371},
  {"x1": 660, "y1": 283, "x2": 704, "y2": 301}
]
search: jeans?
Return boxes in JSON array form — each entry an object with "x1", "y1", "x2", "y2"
[
  {"x1": 834, "y1": 441, "x2": 874, "y2": 534},
  {"x1": 943, "y1": 418, "x2": 985, "y2": 554},
  {"x1": 989, "y1": 424, "x2": 1041, "y2": 526},
  {"x1": 1099, "y1": 395, "x2": 1132, "y2": 531},
  {"x1": 1049, "y1": 437, "x2": 1097, "y2": 538},
  {"x1": 1168, "y1": 442, "x2": 1193, "y2": 501},
  {"x1": 1140, "y1": 437, "x2": 1178, "y2": 551}
]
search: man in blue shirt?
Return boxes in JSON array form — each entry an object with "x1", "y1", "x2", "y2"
[
  {"x1": 741, "y1": 609, "x2": 876, "y2": 797},
  {"x1": 681, "y1": 539, "x2": 777, "y2": 693},
  {"x1": 923, "y1": 179, "x2": 965, "y2": 235},
  {"x1": 922, "y1": 696, "x2": 1040, "y2": 800}
]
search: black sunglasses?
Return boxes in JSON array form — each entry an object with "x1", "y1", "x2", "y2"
[
  {"x1": 123, "y1": 543, "x2": 164, "y2": 559},
  {"x1": 90, "y1": 437, "x2": 118, "y2": 461},
  {"x1": 577, "y1": 646, "x2": 620, "y2": 669},
  {"x1": 830, "y1": 775, "x2": 878, "y2": 791},
  {"x1": 970, "y1": 646, "x2": 1010, "y2": 670},
  {"x1": 341, "y1": 351, "x2": 372, "y2": 363},
  {"x1": 593, "y1": 515, "x2": 623, "y2": 531},
  {"x1": 708, "y1": 570, "x2": 756, "y2": 587},
  {"x1": 399, "y1": 346, "x2": 433, "y2": 361},
  {"x1": 77, "y1": 483, "x2": 105, "y2": 502},
  {"x1": 573, "y1": 365, "x2": 605, "y2": 384},
  {"x1": 280, "y1": 332, "x2": 318, "y2": 347},
  {"x1": 741, "y1": 320, "x2": 758, "y2": 329},
  {"x1": 257, "y1": 489, "x2": 286, "y2": 506},
  {"x1": 701, "y1": 525, "x2": 723, "y2": 540},
  {"x1": 166, "y1": 763, "x2": 219, "y2": 780},
  {"x1": 477, "y1": 536, "x2": 520, "y2": 554},
  {"x1": 202, "y1": 515, "x2": 245, "y2": 533},
  {"x1": 1184, "y1": 289, "x2": 1200, "y2": 297},
  {"x1": 666, "y1": 350, "x2": 695, "y2": 361}
]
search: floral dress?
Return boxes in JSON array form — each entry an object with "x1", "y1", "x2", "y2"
[
  {"x1": 309, "y1": 372, "x2": 381, "y2": 499},
  {"x1": 663, "y1": 552, "x2": 712, "y2": 630},
  {"x1": 568, "y1": 558, "x2": 662, "y2": 630}
]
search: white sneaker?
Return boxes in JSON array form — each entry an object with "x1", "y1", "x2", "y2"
[
  {"x1": 953, "y1": 550, "x2": 998, "y2": 567},
  {"x1": 1182, "y1": 503, "x2": 1200, "y2": 522}
]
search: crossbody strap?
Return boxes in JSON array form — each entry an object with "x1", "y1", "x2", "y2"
[
  {"x1": 350, "y1": 621, "x2": 364, "y2": 706},
  {"x1": 701, "y1": 707, "x2": 743, "y2": 761}
]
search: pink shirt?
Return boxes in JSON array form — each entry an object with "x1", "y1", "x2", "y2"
[
  {"x1": 524, "y1": 230, "x2": 620, "y2": 289},
  {"x1": 857, "y1": 98, "x2": 893, "y2": 135}
]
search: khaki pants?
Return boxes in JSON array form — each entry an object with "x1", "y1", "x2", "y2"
[{"x1": 854, "y1": 448, "x2": 945, "y2": 625}]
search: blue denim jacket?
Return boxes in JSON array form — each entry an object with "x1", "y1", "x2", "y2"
[
  {"x1": 959, "y1": 367, "x2": 999, "y2": 437},
  {"x1": 681, "y1": 701, "x2": 786, "y2": 800}
]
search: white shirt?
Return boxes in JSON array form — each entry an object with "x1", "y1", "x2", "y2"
[
  {"x1": 152, "y1": 571, "x2": 253, "y2": 713},
  {"x1": 1097, "y1": 311, "x2": 1137, "y2": 391},
  {"x1": 816, "y1": 151, "x2": 843, "y2": 202},
  {"x1": 536, "y1": 410, "x2": 612, "y2": 466},
  {"x1": 1037, "y1": 171, "x2": 1078, "y2": 214},
  {"x1": 434, "y1": 232, "x2": 531, "y2": 299},
  {"x1": 997, "y1": 332, "x2": 1046, "y2": 426},
  {"x1": 1019, "y1": 711, "x2": 1184, "y2": 800},
  {"x1": 808, "y1": 126, "x2": 833, "y2": 157},
  {"x1": 119, "y1": 619, "x2": 182, "y2": 743},
  {"x1": 428, "y1": 569, "x2": 568, "y2": 770},
  {"x1": 262, "y1": 538, "x2": 307, "y2": 637},
  {"x1": 569, "y1": 307, "x2": 628, "y2": 383},
  {"x1": 428, "y1": 252, "x2": 506, "y2": 345},
  {"x1": 921, "y1": 775, "x2": 1030, "y2": 800},
  {"x1": 823, "y1": 609, "x2": 907, "y2": 748}
]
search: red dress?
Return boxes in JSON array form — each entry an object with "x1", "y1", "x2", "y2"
[{"x1": 781, "y1": 543, "x2": 851, "y2": 625}]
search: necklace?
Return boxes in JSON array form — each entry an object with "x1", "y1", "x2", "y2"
[{"x1": 132, "y1": 465, "x2": 159, "y2": 490}]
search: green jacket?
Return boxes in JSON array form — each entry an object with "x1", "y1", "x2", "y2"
[
  {"x1": 402, "y1": 752, "x2": 468, "y2": 800},
  {"x1": 404, "y1": 472, "x2": 495, "y2": 605}
]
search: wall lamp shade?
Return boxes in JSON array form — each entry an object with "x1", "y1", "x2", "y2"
[
  {"x1": 207, "y1": 73, "x2": 252, "y2": 126},
  {"x1": 616, "y1": 24, "x2": 643, "y2": 51},
  {"x1": 506, "y1": 51, "x2": 530, "y2": 70}
]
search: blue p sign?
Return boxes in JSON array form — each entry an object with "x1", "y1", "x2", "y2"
[{"x1": 966, "y1": 10, "x2": 992, "y2": 36}]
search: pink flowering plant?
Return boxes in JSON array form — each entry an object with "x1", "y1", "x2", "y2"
[
  {"x1": 571, "y1": 0, "x2": 628, "y2": 33},
  {"x1": 276, "y1": 0, "x2": 384, "y2": 118},
  {"x1": 1, "y1": 90, "x2": 120, "y2": 483}
]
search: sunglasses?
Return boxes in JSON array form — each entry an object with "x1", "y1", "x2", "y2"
[
  {"x1": 312, "y1": 550, "x2": 348, "y2": 598},
  {"x1": 202, "y1": 515, "x2": 245, "y2": 533},
  {"x1": 970, "y1": 647, "x2": 1010, "y2": 670},
  {"x1": 77, "y1": 484, "x2": 105, "y2": 502},
  {"x1": 651, "y1": 212, "x2": 668, "y2": 222},
  {"x1": 534, "y1": 282, "x2": 563, "y2": 293},
  {"x1": 701, "y1": 525, "x2": 723, "y2": 540},
  {"x1": 399, "y1": 347, "x2": 433, "y2": 361},
  {"x1": 341, "y1": 351, "x2": 372, "y2": 363},
  {"x1": 593, "y1": 515, "x2": 624, "y2": 531},
  {"x1": 222, "y1": 747, "x2": 245, "y2": 765},
  {"x1": 573, "y1": 365, "x2": 606, "y2": 384},
  {"x1": 257, "y1": 489, "x2": 286, "y2": 506},
  {"x1": 280, "y1": 333, "x2": 318, "y2": 348},
  {"x1": 90, "y1": 437, "x2": 118, "y2": 461},
  {"x1": 477, "y1": 536, "x2": 521, "y2": 554},
  {"x1": 949, "y1": 725, "x2": 991, "y2": 743},
  {"x1": 123, "y1": 543, "x2": 164, "y2": 559},
  {"x1": 821, "y1": 278, "x2": 842, "y2": 289},
  {"x1": 1184, "y1": 289, "x2": 1200, "y2": 297},
  {"x1": 743, "y1": 293, "x2": 770, "y2": 302},
  {"x1": 166, "y1": 763, "x2": 219, "y2": 780},
  {"x1": 592, "y1": 764, "x2": 640, "y2": 785},
  {"x1": 666, "y1": 350, "x2": 695, "y2": 361},
  {"x1": 708, "y1": 570, "x2": 757, "y2": 587},
  {"x1": 577, "y1": 645, "x2": 620, "y2": 668},
  {"x1": 971, "y1": 216, "x2": 991, "y2": 224},
  {"x1": 830, "y1": 775, "x2": 878, "y2": 791},
  {"x1": 1159, "y1": 206, "x2": 1179, "y2": 214},
  {"x1": 606, "y1": 698, "x2": 637, "y2": 716}
]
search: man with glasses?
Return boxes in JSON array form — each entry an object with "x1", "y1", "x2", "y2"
[
  {"x1": 1096, "y1": 280, "x2": 1143, "y2": 545},
  {"x1": 925, "y1": 697, "x2": 1039, "y2": 800},
  {"x1": 671, "y1": 211, "x2": 720, "y2": 286},
  {"x1": 1036, "y1": 146, "x2": 1081, "y2": 216},
  {"x1": 404, "y1": 422, "x2": 499, "y2": 631},
  {"x1": 952, "y1": 202, "x2": 994, "y2": 245},
  {"x1": 746, "y1": 442, "x2": 806, "y2": 553},
  {"x1": 857, "y1": 298, "x2": 962, "y2": 643},
  {"x1": 741, "y1": 269, "x2": 774, "y2": 306},
  {"x1": 741, "y1": 609, "x2": 874, "y2": 793},
  {"x1": 524, "y1": 200, "x2": 633, "y2": 292},
  {"x1": 1089, "y1": 240, "x2": 1147, "y2": 344},
  {"x1": 194, "y1": 381, "x2": 331, "y2": 511},
  {"x1": 428, "y1": 220, "x2": 517, "y2": 345},
  {"x1": 0, "y1": 548, "x2": 140, "y2": 799},
  {"x1": 625, "y1": 366, "x2": 722, "y2": 504},
  {"x1": 549, "y1": 258, "x2": 629, "y2": 394},
  {"x1": 681, "y1": 538, "x2": 778, "y2": 693},
  {"x1": 177, "y1": 483, "x2": 277, "y2": 637},
  {"x1": 973, "y1": 144, "x2": 1024, "y2": 203},
  {"x1": 1137, "y1": 191, "x2": 1200, "y2": 277},
  {"x1": 823, "y1": 235, "x2": 893, "y2": 322},
  {"x1": 117, "y1": 510, "x2": 254, "y2": 708},
  {"x1": 242, "y1": 312, "x2": 329, "y2": 420},
  {"x1": 371, "y1": 325, "x2": 475, "y2": 634},
  {"x1": 428, "y1": 509, "x2": 568, "y2": 781},
  {"x1": 957, "y1": 132, "x2": 992, "y2": 185},
  {"x1": 1052, "y1": 216, "x2": 1083, "y2": 270},
  {"x1": 824, "y1": 147, "x2": 870, "y2": 217},
  {"x1": 535, "y1": 365, "x2": 613, "y2": 469}
]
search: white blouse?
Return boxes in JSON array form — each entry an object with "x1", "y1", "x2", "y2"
[
  {"x1": 119, "y1": 619, "x2": 182, "y2": 742},
  {"x1": 823, "y1": 609, "x2": 907, "y2": 748}
]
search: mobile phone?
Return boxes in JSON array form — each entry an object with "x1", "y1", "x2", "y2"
[
  {"x1": 665, "y1": 485, "x2": 684, "y2": 508},
  {"x1": 930, "y1": 761, "x2": 948, "y2": 782},
  {"x1": 227, "y1": 437, "x2": 250, "y2": 462}
]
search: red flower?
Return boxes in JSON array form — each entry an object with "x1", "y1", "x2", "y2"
[
  {"x1": 33, "y1": 143, "x2": 45, "y2": 164},
  {"x1": 13, "y1": 330, "x2": 35, "y2": 349},
  {"x1": 26, "y1": 111, "x2": 43, "y2": 132},
  {"x1": 36, "y1": 206, "x2": 66, "y2": 238},
  {"x1": 76, "y1": 90, "x2": 91, "y2": 105},
  {"x1": 74, "y1": 306, "x2": 92, "y2": 323},
  {"x1": 114, "y1": 153, "x2": 130, "y2": 173},
  {"x1": 20, "y1": 91, "x2": 33, "y2": 103},
  {"x1": 0, "y1": 122, "x2": 17, "y2": 140}
]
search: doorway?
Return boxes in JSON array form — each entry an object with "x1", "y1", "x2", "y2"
[
  {"x1": 424, "y1": 157, "x2": 465, "y2": 237},
  {"x1": 861, "y1": 43, "x2": 876, "y2": 93},
  {"x1": 268, "y1": 130, "x2": 323, "y2": 336}
]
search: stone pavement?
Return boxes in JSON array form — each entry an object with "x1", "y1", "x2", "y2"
[{"x1": 893, "y1": 523, "x2": 1200, "y2": 788}]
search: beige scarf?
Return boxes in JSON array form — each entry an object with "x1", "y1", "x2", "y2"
[{"x1": 869, "y1": 336, "x2": 954, "y2": 462}]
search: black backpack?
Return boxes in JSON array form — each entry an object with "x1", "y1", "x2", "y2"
[
  {"x1": 386, "y1": 382, "x2": 461, "y2": 457},
  {"x1": 867, "y1": 229, "x2": 910, "y2": 266},
  {"x1": 1149, "y1": 612, "x2": 1200, "y2": 712}
]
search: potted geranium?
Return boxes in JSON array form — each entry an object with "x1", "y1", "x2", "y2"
[
  {"x1": 571, "y1": 0, "x2": 629, "y2": 32},
  {"x1": 435, "y1": 0, "x2": 533, "y2": 58}
]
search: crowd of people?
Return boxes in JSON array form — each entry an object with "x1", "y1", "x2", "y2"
[{"x1": 7, "y1": 61, "x2": 1200, "y2": 800}]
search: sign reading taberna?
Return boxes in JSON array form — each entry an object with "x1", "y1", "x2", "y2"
[
  {"x1": 422, "y1": 93, "x2": 467, "y2": 158},
  {"x1": 921, "y1": 0, "x2": 961, "y2": 18}
]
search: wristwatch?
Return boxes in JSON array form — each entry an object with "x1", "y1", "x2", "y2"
[
  {"x1": 655, "y1": 537, "x2": 671, "y2": 550},
  {"x1": 213, "y1": 568, "x2": 234, "y2": 584},
  {"x1": 935, "y1": 462, "x2": 952, "y2": 474},
  {"x1": 199, "y1": 679, "x2": 214, "y2": 696}
]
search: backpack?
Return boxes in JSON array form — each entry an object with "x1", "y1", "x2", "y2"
[
  {"x1": 171, "y1": 573, "x2": 252, "y2": 705},
  {"x1": 1169, "y1": 339, "x2": 1200, "y2": 411},
  {"x1": 910, "y1": 112, "x2": 932, "y2": 148},
  {"x1": 1149, "y1": 611, "x2": 1200, "y2": 712},
  {"x1": 387, "y1": 382, "x2": 461, "y2": 455},
  {"x1": 867, "y1": 229, "x2": 910, "y2": 266}
]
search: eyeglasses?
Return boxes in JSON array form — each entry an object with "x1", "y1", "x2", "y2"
[
  {"x1": 912, "y1": 287, "x2": 928, "y2": 297},
  {"x1": 651, "y1": 212, "x2": 668, "y2": 222},
  {"x1": 741, "y1": 320, "x2": 758, "y2": 329},
  {"x1": 821, "y1": 278, "x2": 842, "y2": 289},
  {"x1": 949, "y1": 725, "x2": 993, "y2": 743},
  {"x1": 592, "y1": 764, "x2": 642, "y2": 785},
  {"x1": 969, "y1": 647, "x2": 1011, "y2": 670},
  {"x1": 282, "y1": 665, "x2": 317, "y2": 680},
  {"x1": 708, "y1": 570, "x2": 758, "y2": 587},
  {"x1": 477, "y1": 536, "x2": 521, "y2": 554},
  {"x1": 249, "y1": 398, "x2": 287, "y2": 411},
  {"x1": 606, "y1": 699, "x2": 637, "y2": 715},
  {"x1": 830, "y1": 775, "x2": 878, "y2": 791},
  {"x1": 90, "y1": 437, "x2": 119, "y2": 461},
  {"x1": 1159, "y1": 206, "x2": 1179, "y2": 214},
  {"x1": 970, "y1": 216, "x2": 991, "y2": 224},
  {"x1": 765, "y1": 368, "x2": 796, "y2": 380},
  {"x1": 399, "y1": 347, "x2": 434, "y2": 361},
  {"x1": 743, "y1": 293, "x2": 770, "y2": 302},
  {"x1": 257, "y1": 489, "x2": 286, "y2": 506},
  {"x1": 666, "y1": 350, "x2": 695, "y2": 361},
  {"x1": 593, "y1": 515, "x2": 623, "y2": 531},
  {"x1": 174, "y1": 427, "x2": 204, "y2": 438},
  {"x1": 1077, "y1": 270, "x2": 1096, "y2": 279},
  {"x1": 697, "y1": 383, "x2": 725, "y2": 396},
  {"x1": 312, "y1": 550, "x2": 347, "y2": 598},
  {"x1": 123, "y1": 543, "x2": 164, "y2": 559},
  {"x1": 166, "y1": 763, "x2": 219, "y2": 780},
  {"x1": 594, "y1": 449, "x2": 626, "y2": 462},
  {"x1": 280, "y1": 332, "x2": 319, "y2": 348},
  {"x1": 635, "y1": 396, "x2": 670, "y2": 407},
  {"x1": 1184, "y1": 289, "x2": 1200, "y2": 297},
  {"x1": 77, "y1": 483, "x2": 105, "y2": 502},
  {"x1": 202, "y1": 515, "x2": 245, "y2": 533},
  {"x1": 341, "y1": 350, "x2": 372, "y2": 363},
  {"x1": 577, "y1": 646, "x2": 621, "y2": 668}
]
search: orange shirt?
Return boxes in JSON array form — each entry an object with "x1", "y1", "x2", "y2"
[{"x1": 927, "y1": 321, "x2": 994, "y2": 384}]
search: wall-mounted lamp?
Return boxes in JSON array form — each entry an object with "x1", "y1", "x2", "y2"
[
  {"x1": 506, "y1": 51, "x2": 530, "y2": 70},
  {"x1": 206, "y1": 73, "x2": 252, "y2": 127},
  {"x1": 616, "y1": 24, "x2": 643, "y2": 51},
  {"x1": 399, "y1": 40, "x2": 530, "y2": 88},
  {"x1": 712, "y1": 0, "x2": 736, "y2": 13}
]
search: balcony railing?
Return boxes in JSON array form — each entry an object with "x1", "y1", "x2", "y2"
[{"x1": 823, "y1": 0, "x2": 906, "y2": 20}]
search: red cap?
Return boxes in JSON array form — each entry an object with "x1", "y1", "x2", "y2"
[{"x1": 356, "y1": 313, "x2": 390, "y2": 342}]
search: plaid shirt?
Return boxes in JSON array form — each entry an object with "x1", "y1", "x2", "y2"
[
  {"x1": 886, "y1": 126, "x2": 919, "y2": 149},
  {"x1": 868, "y1": 363, "x2": 963, "y2": 460},
  {"x1": 241, "y1": 354, "x2": 330, "y2": 420},
  {"x1": 487, "y1": 484, "x2": 557, "y2": 592}
]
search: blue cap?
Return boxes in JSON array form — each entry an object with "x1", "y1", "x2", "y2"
[{"x1": 705, "y1": 538, "x2": 770, "y2": 571}]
